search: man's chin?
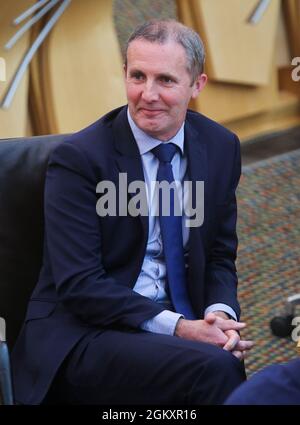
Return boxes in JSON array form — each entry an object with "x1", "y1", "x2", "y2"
[{"x1": 135, "y1": 118, "x2": 161, "y2": 135}]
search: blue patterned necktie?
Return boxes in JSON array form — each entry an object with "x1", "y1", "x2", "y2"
[{"x1": 152, "y1": 143, "x2": 196, "y2": 319}]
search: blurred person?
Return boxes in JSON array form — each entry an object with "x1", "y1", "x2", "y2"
[{"x1": 225, "y1": 357, "x2": 300, "y2": 405}]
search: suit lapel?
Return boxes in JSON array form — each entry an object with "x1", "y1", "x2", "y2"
[
  {"x1": 185, "y1": 119, "x2": 208, "y2": 212},
  {"x1": 112, "y1": 107, "x2": 148, "y2": 238},
  {"x1": 184, "y1": 118, "x2": 208, "y2": 316}
]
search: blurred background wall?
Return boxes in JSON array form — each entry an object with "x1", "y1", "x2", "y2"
[{"x1": 0, "y1": 0, "x2": 299, "y2": 140}]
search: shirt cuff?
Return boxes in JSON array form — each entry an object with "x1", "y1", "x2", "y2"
[
  {"x1": 140, "y1": 310, "x2": 184, "y2": 335},
  {"x1": 204, "y1": 303, "x2": 237, "y2": 321}
]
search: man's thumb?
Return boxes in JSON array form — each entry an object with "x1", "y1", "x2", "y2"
[{"x1": 204, "y1": 312, "x2": 216, "y2": 324}]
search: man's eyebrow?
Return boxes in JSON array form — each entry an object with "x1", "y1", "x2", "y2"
[
  {"x1": 128, "y1": 69, "x2": 178, "y2": 81},
  {"x1": 128, "y1": 69, "x2": 145, "y2": 75}
]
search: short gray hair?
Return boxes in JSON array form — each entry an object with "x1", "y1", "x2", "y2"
[{"x1": 124, "y1": 19, "x2": 205, "y2": 84}]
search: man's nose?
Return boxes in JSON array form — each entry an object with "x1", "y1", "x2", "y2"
[{"x1": 141, "y1": 81, "x2": 159, "y2": 102}]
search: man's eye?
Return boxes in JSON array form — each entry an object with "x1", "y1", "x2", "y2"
[
  {"x1": 132, "y1": 73, "x2": 144, "y2": 80},
  {"x1": 161, "y1": 77, "x2": 173, "y2": 84}
]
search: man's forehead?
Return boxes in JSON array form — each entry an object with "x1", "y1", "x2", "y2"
[
  {"x1": 127, "y1": 39, "x2": 185, "y2": 56},
  {"x1": 126, "y1": 39, "x2": 188, "y2": 68}
]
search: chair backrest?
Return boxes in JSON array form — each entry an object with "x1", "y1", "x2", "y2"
[{"x1": 0, "y1": 134, "x2": 67, "y2": 349}]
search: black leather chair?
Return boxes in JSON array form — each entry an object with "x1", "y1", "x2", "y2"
[{"x1": 0, "y1": 134, "x2": 67, "y2": 404}]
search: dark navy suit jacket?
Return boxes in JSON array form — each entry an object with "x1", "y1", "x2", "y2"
[
  {"x1": 12, "y1": 106, "x2": 241, "y2": 404},
  {"x1": 225, "y1": 358, "x2": 300, "y2": 404}
]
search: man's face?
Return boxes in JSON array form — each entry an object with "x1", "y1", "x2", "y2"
[{"x1": 125, "y1": 39, "x2": 207, "y2": 141}]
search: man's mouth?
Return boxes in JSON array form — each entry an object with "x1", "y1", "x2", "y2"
[{"x1": 139, "y1": 108, "x2": 165, "y2": 116}]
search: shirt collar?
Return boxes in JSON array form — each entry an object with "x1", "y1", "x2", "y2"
[{"x1": 127, "y1": 107, "x2": 185, "y2": 156}]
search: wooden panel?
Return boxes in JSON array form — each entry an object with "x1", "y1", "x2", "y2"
[
  {"x1": 177, "y1": 0, "x2": 279, "y2": 123},
  {"x1": 279, "y1": 65, "x2": 300, "y2": 97},
  {"x1": 192, "y1": 69, "x2": 278, "y2": 123},
  {"x1": 189, "y1": 0, "x2": 280, "y2": 85},
  {"x1": 0, "y1": 0, "x2": 32, "y2": 138},
  {"x1": 282, "y1": 0, "x2": 300, "y2": 58},
  {"x1": 29, "y1": 18, "x2": 51, "y2": 135},
  {"x1": 276, "y1": 9, "x2": 291, "y2": 67},
  {"x1": 43, "y1": 0, "x2": 126, "y2": 134},
  {"x1": 225, "y1": 92, "x2": 300, "y2": 141}
]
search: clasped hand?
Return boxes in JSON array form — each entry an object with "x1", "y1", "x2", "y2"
[{"x1": 175, "y1": 312, "x2": 254, "y2": 360}]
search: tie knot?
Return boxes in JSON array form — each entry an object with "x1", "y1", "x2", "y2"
[{"x1": 152, "y1": 143, "x2": 178, "y2": 163}]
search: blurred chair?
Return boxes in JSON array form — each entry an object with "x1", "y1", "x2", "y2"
[{"x1": 0, "y1": 134, "x2": 66, "y2": 404}]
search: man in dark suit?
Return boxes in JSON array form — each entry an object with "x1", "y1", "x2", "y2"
[
  {"x1": 12, "y1": 19, "x2": 253, "y2": 405},
  {"x1": 225, "y1": 358, "x2": 300, "y2": 404}
]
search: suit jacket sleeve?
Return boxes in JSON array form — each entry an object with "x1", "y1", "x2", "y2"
[
  {"x1": 204, "y1": 134, "x2": 242, "y2": 319},
  {"x1": 44, "y1": 141, "x2": 165, "y2": 329}
]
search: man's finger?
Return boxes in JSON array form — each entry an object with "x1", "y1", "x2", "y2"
[
  {"x1": 223, "y1": 332, "x2": 240, "y2": 351},
  {"x1": 204, "y1": 312, "x2": 217, "y2": 325},
  {"x1": 232, "y1": 350, "x2": 244, "y2": 361},
  {"x1": 235, "y1": 340, "x2": 254, "y2": 351},
  {"x1": 217, "y1": 319, "x2": 246, "y2": 331}
]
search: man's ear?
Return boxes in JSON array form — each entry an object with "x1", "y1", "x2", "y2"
[
  {"x1": 192, "y1": 73, "x2": 208, "y2": 99},
  {"x1": 123, "y1": 63, "x2": 127, "y2": 79}
]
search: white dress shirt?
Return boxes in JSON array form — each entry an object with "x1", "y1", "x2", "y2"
[{"x1": 127, "y1": 109, "x2": 237, "y2": 335}]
